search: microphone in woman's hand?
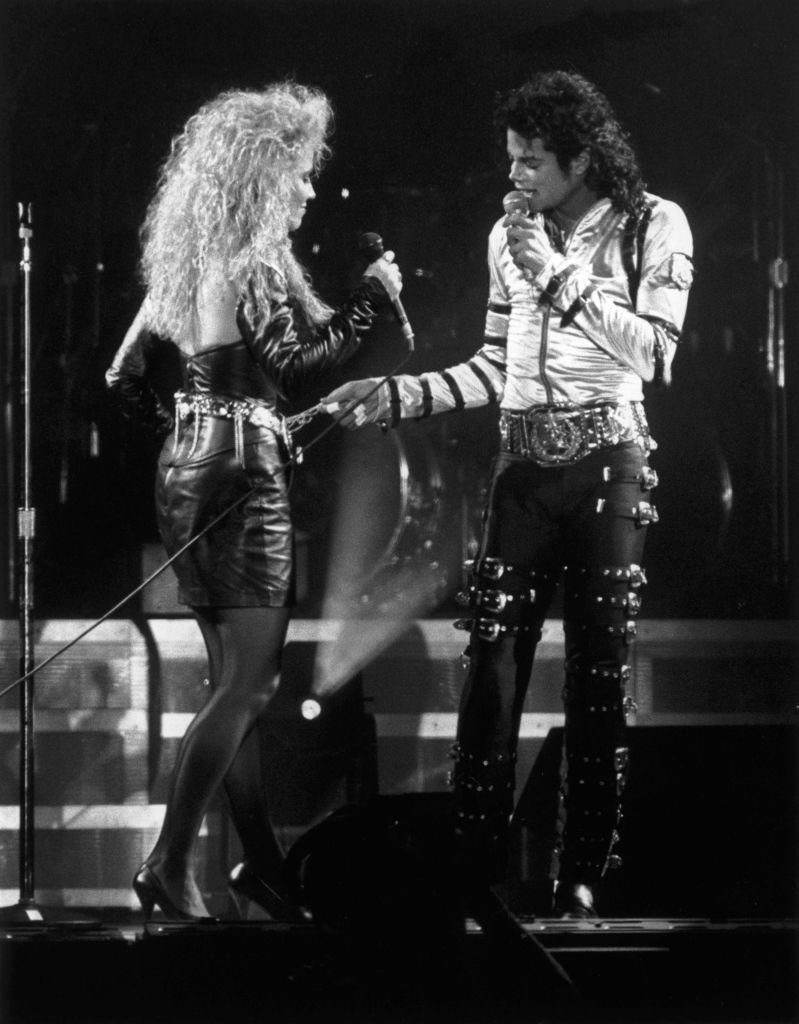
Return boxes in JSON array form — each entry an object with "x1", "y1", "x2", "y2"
[{"x1": 358, "y1": 232, "x2": 414, "y2": 351}]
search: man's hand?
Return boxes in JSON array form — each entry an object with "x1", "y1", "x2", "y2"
[
  {"x1": 503, "y1": 211, "x2": 557, "y2": 278},
  {"x1": 320, "y1": 379, "x2": 383, "y2": 429}
]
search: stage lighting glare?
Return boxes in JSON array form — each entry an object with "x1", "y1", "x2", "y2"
[
  {"x1": 314, "y1": 563, "x2": 447, "y2": 697},
  {"x1": 301, "y1": 698, "x2": 322, "y2": 720},
  {"x1": 312, "y1": 428, "x2": 454, "y2": 700}
]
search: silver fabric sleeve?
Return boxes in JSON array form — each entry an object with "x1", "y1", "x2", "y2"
[{"x1": 373, "y1": 344, "x2": 507, "y2": 420}]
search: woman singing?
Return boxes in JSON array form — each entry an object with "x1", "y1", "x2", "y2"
[{"x1": 106, "y1": 83, "x2": 402, "y2": 921}]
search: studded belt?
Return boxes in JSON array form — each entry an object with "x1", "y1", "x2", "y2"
[
  {"x1": 174, "y1": 390, "x2": 290, "y2": 465},
  {"x1": 499, "y1": 401, "x2": 653, "y2": 467}
]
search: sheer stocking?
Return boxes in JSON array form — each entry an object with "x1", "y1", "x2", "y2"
[{"x1": 146, "y1": 606, "x2": 290, "y2": 903}]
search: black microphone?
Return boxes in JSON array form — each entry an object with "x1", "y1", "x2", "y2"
[
  {"x1": 358, "y1": 232, "x2": 414, "y2": 350},
  {"x1": 502, "y1": 190, "x2": 531, "y2": 217}
]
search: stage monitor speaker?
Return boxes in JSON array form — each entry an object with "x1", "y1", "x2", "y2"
[
  {"x1": 282, "y1": 792, "x2": 578, "y2": 1017},
  {"x1": 284, "y1": 793, "x2": 458, "y2": 932},
  {"x1": 511, "y1": 724, "x2": 799, "y2": 919}
]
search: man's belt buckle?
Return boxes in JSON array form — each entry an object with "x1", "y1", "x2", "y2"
[{"x1": 528, "y1": 411, "x2": 586, "y2": 465}]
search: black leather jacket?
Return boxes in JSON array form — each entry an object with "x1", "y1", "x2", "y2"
[{"x1": 106, "y1": 276, "x2": 389, "y2": 440}]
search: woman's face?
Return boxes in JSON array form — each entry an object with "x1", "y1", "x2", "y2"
[{"x1": 287, "y1": 151, "x2": 316, "y2": 232}]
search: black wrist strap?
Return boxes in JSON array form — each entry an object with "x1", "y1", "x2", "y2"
[{"x1": 543, "y1": 271, "x2": 564, "y2": 301}]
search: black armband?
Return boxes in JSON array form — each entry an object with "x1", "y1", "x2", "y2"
[
  {"x1": 467, "y1": 359, "x2": 499, "y2": 403},
  {"x1": 420, "y1": 376, "x2": 433, "y2": 418},
  {"x1": 441, "y1": 370, "x2": 465, "y2": 411},
  {"x1": 387, "y1": 377, "x2": 402, "y2": 427},
  {"x1": 653, "y1": 332, "x2": 667, "y2": 387},
  {"x1": 641, "y1": 316, "x2": 680, "y2": 388}
]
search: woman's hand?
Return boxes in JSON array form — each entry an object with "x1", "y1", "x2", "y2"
[
  {"x1": 320, "y1": 378, "x2": 383, "y2": 429},
  {"x1": 363, "y1": 250, "x2": 403, "y2": 302}
]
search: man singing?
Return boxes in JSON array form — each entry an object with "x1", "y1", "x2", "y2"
[{"x1": 324, "y1": 70, "x2": 693, "y2": 918}]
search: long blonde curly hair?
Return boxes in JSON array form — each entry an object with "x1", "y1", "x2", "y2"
[{"x1": 141, "y1": 83, "x2": 334, "y2": 339}]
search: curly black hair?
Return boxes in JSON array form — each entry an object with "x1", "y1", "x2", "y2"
[{"x1": 495, "y1": 70, "x2": 646, "y2": 216}]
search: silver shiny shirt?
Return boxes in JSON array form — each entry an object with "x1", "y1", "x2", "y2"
[{"x1": 383, "y1": 192, "x2": 693, "y2": 419}]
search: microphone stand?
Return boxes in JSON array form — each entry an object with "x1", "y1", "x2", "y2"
[
  {"x1": 0, "y1": 204, "x2": 97, "y2": 928},
  {"x1": 764, "y1": 153, "x2": 790, "y2": 599}
]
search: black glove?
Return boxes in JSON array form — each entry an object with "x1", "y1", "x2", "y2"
[{"x1": 106, "y1": 328, "x2": 175, "y2": 443}]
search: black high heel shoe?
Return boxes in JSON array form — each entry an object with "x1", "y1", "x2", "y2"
[
  {"x1": 132, "y1": 864, "x2": 217, "y2": 922},
  {"x1": 228, "y1": 862, "x2": 307, "y2": 923},
  {"x1": 552, "y1": 881, "x2": 598, "y2": 920}
]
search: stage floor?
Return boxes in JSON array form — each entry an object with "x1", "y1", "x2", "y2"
[
  {"x1": 1, "y1": 618, "x2": 796, "y2": 1021},
  {"x1": 1, "y1": 910, "x2": 797, "y2": 1024}
]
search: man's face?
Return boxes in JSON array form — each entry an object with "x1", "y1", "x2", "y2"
[{"x1": 506, "y1": 129, "x2": 587, "y2": 216}]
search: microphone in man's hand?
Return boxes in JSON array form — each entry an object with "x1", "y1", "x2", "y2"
[
  {"x1": 502, "y1": 191, "x2": 537, "y2": 282},
  {"x1": 502, "y1": 190, "x2": 531, "y2": 217},
  {"x1": 358, "y1": 232, "x2": 414, "y2": 350}
]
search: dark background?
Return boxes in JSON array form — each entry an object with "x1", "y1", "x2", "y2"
[{"x1": 0, "y1": 0, "x2": 796, "y2": 620}]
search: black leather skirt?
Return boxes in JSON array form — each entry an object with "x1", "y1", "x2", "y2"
[{"x1": 156, "y1": 412, "x2": 294, "y2": 608}]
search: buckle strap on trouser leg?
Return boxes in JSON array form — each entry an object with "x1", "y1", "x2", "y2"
[
  {"x1": 602, "y1": 465, "x2": 659, "y2": 490},
  {"x1": 556, "y1": 663, "x2": 631, "y2": 883},
  {"x1": 448, "y1": 744, "x2": 517, "y2": 884},
  {"x1": 454, "y1": 557, "x2": 553, "y2": 642},
  {"x1": 595, "y1": 498, "x2": 660, "y2": 524}
]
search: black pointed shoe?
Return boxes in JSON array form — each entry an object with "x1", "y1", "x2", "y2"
[{"x1": 228, "y1": 862, "x2": 308, "y2": 923}]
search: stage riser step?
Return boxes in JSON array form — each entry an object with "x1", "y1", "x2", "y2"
[
  {"x1": 0, "y1": 732, "x2": 549, "y2": 806},
  {"x1": 0, "y1": 619, "x2": 795, "y2": 910},
  {"x1": 1, "y1": 619, "x2": 795, "y2": 717}
]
